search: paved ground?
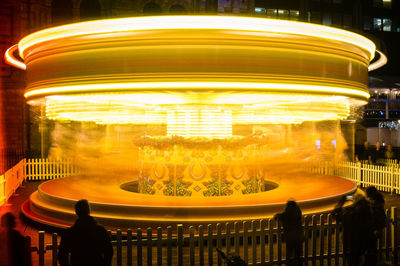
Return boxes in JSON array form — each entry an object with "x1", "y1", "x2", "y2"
[{"x1": 2, "y1": 180, "x2": 400, "y2": 265}]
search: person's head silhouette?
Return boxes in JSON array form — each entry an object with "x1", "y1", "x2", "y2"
[
  {"x1": 75, "y1": 199, "x2": 90, "y2": 218},
  {"x1": 1, "y1": 212, "x2": 16, "y2": 229}
]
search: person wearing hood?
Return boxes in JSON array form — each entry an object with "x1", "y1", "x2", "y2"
[{"x1": 58, "y1": 199, "x2": 113, "y2": 266}]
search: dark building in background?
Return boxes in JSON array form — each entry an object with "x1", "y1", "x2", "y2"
[
  {"x1": 254, "y1": 0, "x2": 400, "y2": 149},
  {"x1": 0, "y1": 0, "x2": 399, "y2": 172}
]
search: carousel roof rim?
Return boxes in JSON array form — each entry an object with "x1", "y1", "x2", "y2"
[{"x1": 16, "y1": 15, "x2": 375, "y2": 61}]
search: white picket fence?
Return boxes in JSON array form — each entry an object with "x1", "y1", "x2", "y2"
[
  {"x1": 29, "y1": 208, "x2": 399, "y2": 266},
  {"x1": 1, "y1": 158, "x2": 79, "y2": 206},
  {"x1": 4, "y1": 158, "x2": 400, "y2": 207},
  {"x1": 0, "y1": 159, "x2": 25, "y2": 205},
  {"x1": 19, "y1": 159, "x2": 400, "y2": 192},
  {"x1": 25, "y1": 158, "x2": 80, "y2": 181},
  {"x1": 334, "y1": 161, "x2": 400, "y2": 193}
]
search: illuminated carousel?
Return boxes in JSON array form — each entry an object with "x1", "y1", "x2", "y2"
[{"x1": 5, "y1": 16, "x2": 385, "y2": 228}]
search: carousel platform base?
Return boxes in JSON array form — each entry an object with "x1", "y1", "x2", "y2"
[{"x1": 22, "y1": 174, "x2": 356, "y2": 230}]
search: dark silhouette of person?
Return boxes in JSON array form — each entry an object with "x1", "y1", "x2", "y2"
[
  {"x1": 365, "y1": 186, "x2": 386, "y2": 266},
  {"x1": 274, "y1": 200, "x2": 304, "y2": 266},
  {"x1": 0, "y1": 212, "x2": 31, "y2": 266},
  {"x1": 372, "y1": 142, "x2": 384, "y2": 164},
  {"x1": 357, "y1": 140, "x2": 371, "y2": 163},
  {"x1": 385, "y1": 144, "x2": 394, "y2": 160},
  {"x1": 58, "y1": 199, "x2": 113, "y2": 266},
  {"x1": 333, "y1": 194, "x2": 373, "y2": 266}
]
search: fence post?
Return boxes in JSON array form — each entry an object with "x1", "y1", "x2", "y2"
[
  {"x1": 38, "y1": 231, "x2": 45, "y2": 266},
  {"x1": 304, "y1": 216, "x2": 310, "y2": 265},
  {"x1": 177, "y1": 224, "x2": 183, "y2": 266},
  {"x1": 189, "y1": 226, "x2": 195, "y2": 266},
  {"x1": 137, "y1": 228, "x2": 143, "y2": 266},
  {"x1": 116, "y1": 229, "x2": 122, "y2": 266},
  {"x1": 127, "y1": 229, "x2": 132, "y2": 266},
  {"x1": 199, "y1": 225, "x2": 204, "y2": 266},
  {"x1": 226, "y1": 222, "x2": 231, "y2": 255},
  {"x1": 357, "y1": 162, "x2": 361, "y2": 186},
  {"x1": 260, "y1": 219, "x2": 266, "y2": 264},
  {"x1": 265, "y1": 218, "x2": 272, "y2": 263},
  {"x1": 26, "y1": 236, "x2": 32, "y2": 266},
  {"x1": 391, "y1": 207, "x2": 398, "y2": 265},
  {"x1": 251, "y1": 220, "x2": 257, "y2": 266},
  {"x1": 167, "y1": 226, "x2": 172, "y2": 266},
  {"x1": 276, "y1": 219, "x2": 282, "y2": 265},
  {"x1": 391, "y1": 166, "x2": 395, "y2": 194},
  {"x1": 312, "y1": 215, "x2": 317, "y2": 266},
  {"x1": 52, "y1": 233, "x2": 58, "y2": 266},
  {"x1": 244, "y1": 221, "x2": 249, "y2": 264},
  {"x1": 147, "y1": 228, "x2": 152, "y2": 266},
  {"x1": 23, "y1": 158, "x2": 27, "y2": 181},
  {"x1": 157, "y1": 227, "x2": 162, "y2": 266},
  {"x1": 208, "y1": 224, "x2": 213, "y2": 266},
  {"x1": 319, "y1": 214, "x2": 325, "y2": 266},
  {"x1": 217, "y1": 223, "x2": 222, "y2": 266}
]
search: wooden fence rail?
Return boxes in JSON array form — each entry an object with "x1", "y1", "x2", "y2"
[
  {"x1": 0, "y1": 159, "x2": 25, "y2": 205},
  {"x1": 25, "y1": 158, "x2": 80, "y2": 181},
  {"x1": 29, "y1": 208, "x2": 399, "y2": 266}
]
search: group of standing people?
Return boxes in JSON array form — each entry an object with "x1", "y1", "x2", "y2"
[
  {"x1": 275, "y1": 186, "x2": 386, "y2": 266},
  {"x1": 357, "y1": 140, "x2": 395, "y2": 164},
  {"x1": 0, "y1": 188, "x2": 387, "y2": 266},
  {"x1": 332, "y1": 187, "x2": 386, "y2": 266},
  {"x1": 0, "y1": 200, "x2": 113, "y2": 266}
]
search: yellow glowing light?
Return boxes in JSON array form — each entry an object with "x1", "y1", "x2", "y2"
[
  {"x1": 4, "y1": 44, "x2": 26, "y2": 70},
  {"x1": 16, "y1": 16, "x2": 375, "y2": 61},
  {"x1": 368, "y1": 50, "x2": 388, "y2": 71},
  {"x1": 24, "y1": 82, "x2": 370, "y2": 100},
  {"x1": 43, "y1": 93, "x2": 355, "y2": 126},
  {"x1": 5, "y1": 16, "x2": 374, "y2": 137},
  {"x1": 167, "y1": 110, "x2": 233, "y2": 138}
]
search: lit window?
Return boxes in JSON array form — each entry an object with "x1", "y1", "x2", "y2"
[
  {"x1": 322, "y1": 14, "x2": 332, "y2": 26},
  {"x1": 373, "y1": 18, "x2": 382, "y2": 31},
  {"x1": 266, "y1": 9, "x2": 277, "y2": 18},
  {"x1": 254, "y1": 7, "x2": 266, "y2": 14},
  {"x1": 278, "y1": 9, "x2": 288, "y2": 19},
  {"x1": 289, "y1": 10, "x2": 299, "y2": 21},
  {"x1": 383, "y1": 0, "x2": 391, "y2": 8},
  {"x1": 383, "y1": 18, "x2": 392, "y2": 31}
]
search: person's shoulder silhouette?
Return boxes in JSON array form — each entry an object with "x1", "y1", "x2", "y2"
[
  {"x1": 0, "y1": 212, "x2": 31, "y2": 266},
  {"x1": 58, "y1": 199, "x2": 113, "y2": 266}
]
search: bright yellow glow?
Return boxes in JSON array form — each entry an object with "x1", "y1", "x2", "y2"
[
  {"x1": 4, "y1": 44, "x2": 26, "y2": 70},
  {"x1": 17, "y1": 16, "x2": 375, "y2": 61},
  {"x1": 5, "y1": 15, "x2": 374, "y2": 139},
  {"x1": 167, "y1": 110, "x2": 233, "y2": 138},
  {"x1": 25, "y1": 82, "x2": 370, "y2": 100},
  {"x1": 368, "y1": 50, "x2": 388, "y2": 71},
  {"x1": 43, "y1": 93, "x2": 356, "y2": 126}
]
